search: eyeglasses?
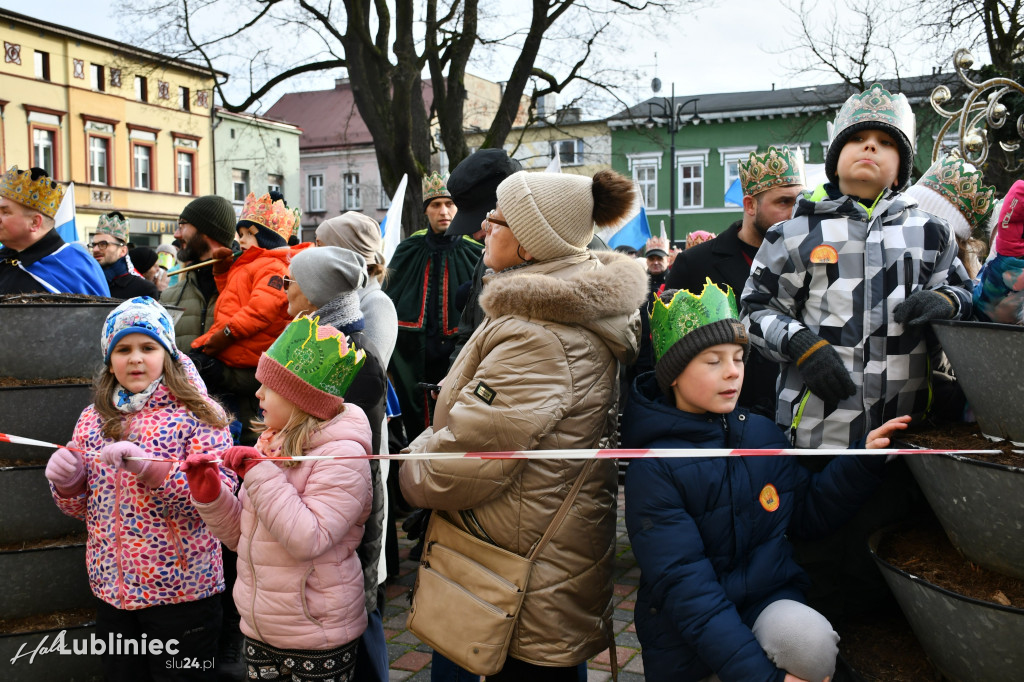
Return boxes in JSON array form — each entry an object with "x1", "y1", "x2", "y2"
[
  {"x1": 485, "y1": 210, "x2": 509, "y2": 229},
  {"x1": 282, "y1": 276, "x2": 297, "y2": 291},
  {"x1": 88, "y1": 241, "x2": 122, "y2": 250}
]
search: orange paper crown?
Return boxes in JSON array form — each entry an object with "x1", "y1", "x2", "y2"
[{"x1": 240, "y1": 192, "x2": 294, "y2": 241}]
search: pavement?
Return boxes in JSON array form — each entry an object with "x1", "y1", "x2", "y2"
[{"x1": 382, "y1": 489, "x2": 646, "y2": 681}]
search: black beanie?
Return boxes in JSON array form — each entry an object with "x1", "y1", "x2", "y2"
[
  {"x1": 237, "y1": 220, "x2": 287, "y2": 250},
  {"x1": 654, "y1": 318, "x2": 750, "y2": 397},
  {"x1": 824, "y1": 121, "x2": 914, "y2": 192},
  {"x1": 179, "y1": 195, "x2": 237, "y2": 247},
  {"x1": 128, "y1": 246, "x2": 158, "y2": 274}
]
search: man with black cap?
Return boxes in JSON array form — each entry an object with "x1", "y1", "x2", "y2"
[
  {"x1": 384, "y1": 171, "x2": 483, "y2": 439},
  {"x1": 446, "y1": 148, "x2": 523, "y2": 364},
  {"x1": 162, "y1": 195, "x2": 238, "y2": 350}
]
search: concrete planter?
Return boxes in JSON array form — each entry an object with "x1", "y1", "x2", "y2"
[
  {"x1": 0, "y1": 301, "x2": 117, "y2": 381},
  {"x1": 931, "y1": 319, "x2": 1024, "y2": 443},
  {"x1": 0, "y1": 464, "x2": 84, "y2": 545},
  {"x1": 870, "y1": 527, "x2": 1024, "y2": 682},
  {"x1": 0, "y1": 541, "x2": 92, "y2": 620},
  {"x1": 0, "y1": 385, "x2": 93, "y2": 463},
  {"x1": 906, "y1": 452, "x2": 1024, "y2": 580}
]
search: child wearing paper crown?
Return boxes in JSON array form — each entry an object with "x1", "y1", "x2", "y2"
[
  {"x1": 622, "y1": 282, "x2": 910, "y2": 682},
  {"x1": 44, "y1": 296, "x2": 236, "y2": 680},
  {"x1": 974, "y1": 179, "x2": 1024, "y2": 325},
  {"x1": 181, "y1": 316, "x2": 373, "y2": 681},
  {"x1": 742, "y1": 83, "x2": 974, "y2": 450}
]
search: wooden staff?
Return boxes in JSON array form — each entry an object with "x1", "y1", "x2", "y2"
[{"x1": 171, "y1": 251, "x2": 240, "y2": 276}]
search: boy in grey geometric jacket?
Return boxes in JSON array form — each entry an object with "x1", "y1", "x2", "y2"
[{"x1": 742, "y1": 83, "x2": 973, "y2": 449}]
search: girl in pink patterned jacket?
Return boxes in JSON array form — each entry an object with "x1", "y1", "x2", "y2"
[
  {"x1": 181, "y1": 316, "x2": 372, "y2": 682},
  {"x1": 45, "y1": 296, "x2": 236, "y2": 681}
]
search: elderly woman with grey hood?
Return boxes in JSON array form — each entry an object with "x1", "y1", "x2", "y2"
[
  {"x1": 400, "y1": 169, "x2": 649, "y2": 680},
  {"x1": 286, "y1": 245, "x2": 390, "y2": 681}
]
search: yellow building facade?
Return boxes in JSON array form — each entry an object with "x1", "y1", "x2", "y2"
[{"x1": 0, "y1": 8, "x2": 223, "y2": 245}]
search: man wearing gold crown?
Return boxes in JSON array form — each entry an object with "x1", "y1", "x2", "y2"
[
  {"x1": 90, "y1": 211, "x2": 159, "y2": 300},
  {"x1": 0, "y1": 166, "x2": 108, "y2": 296},
  {"x1": 384, "y1": 171, "x2": 483, "y2": 439},
  {"x1": 667, "y1": 146, "x2": 805, "y2": 418}
]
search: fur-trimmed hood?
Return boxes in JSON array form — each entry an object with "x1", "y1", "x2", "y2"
[{"x1": 480, "y1": 249, "x2": 648, "y2": 362}]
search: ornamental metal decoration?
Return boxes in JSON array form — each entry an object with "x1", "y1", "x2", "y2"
[
  {"x1": 930, "y1": 48, "x2": 1024, "y2": 171},
  {"x1": 4, "y1": 42, "x2": 20, "y2": 65}
]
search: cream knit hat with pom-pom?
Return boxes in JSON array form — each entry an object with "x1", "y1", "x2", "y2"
[{"x1": 496, "y1": 171, "x2": 595, "y2": 261}]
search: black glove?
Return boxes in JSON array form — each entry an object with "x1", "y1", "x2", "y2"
[
  {"x1": 789, "y1": 329, "x2": 856, "y2": 404},
  {"x1": 893, "y1": 289, "x2": 956, "y2": 327}
]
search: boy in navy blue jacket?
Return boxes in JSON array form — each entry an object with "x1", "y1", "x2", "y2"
[{"x1": 623, "y1": 281, "x2": 910, "y2": 682}]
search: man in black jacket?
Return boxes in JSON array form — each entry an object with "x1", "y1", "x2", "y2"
[
  {"x1": 666, "y1": 146, "x2": 805, "y2": 417},
  {"x1": 90, "y1": 212, "x2": 159, "y2": 299}
]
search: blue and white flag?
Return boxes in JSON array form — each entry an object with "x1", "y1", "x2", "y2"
[
  {"x1": 607, "y1": 205, "x2": 651, "y2": 250},
  {"x1": 724, "y1": 177, "x2": 743, "y2": 207},
  {"x1": 54, "y1": 182, "x2": 79, "y2": 244},
  {"x1": 380, "y1": 173, "x2": 408, "y2": 263}
]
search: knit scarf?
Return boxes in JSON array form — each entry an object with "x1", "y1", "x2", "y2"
[
  {"x1": 113, "y1": 376, "x2": 163, "y2": 413},
  {"x1": 315, "y1": 292, "x2": 365, "y2": 335}
]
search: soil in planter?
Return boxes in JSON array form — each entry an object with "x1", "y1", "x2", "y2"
[
  {"x1": 0, "y1": 531, "x2": 87, "y2": 552},
  {"x1": 0, "y1": 376, "x2": 93, "y2": 387},
  {"x1": 0, "y1": 293, "x2": 118, "y2": 305},
  {"x1": 904, "y1": 420, "x2": 1024, "y2": 468},
  {"x1": 837, "y1": 609, "x2": 940, "y2": 682},
  {"x1": 0, "y1": 607, "x2": 96, "y2": 635},
  {"x1": 878, "y1": 519, "x2": 1024, "y2": 608}
]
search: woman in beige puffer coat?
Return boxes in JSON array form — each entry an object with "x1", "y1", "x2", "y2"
[{"x1": 400, "y1": 169, "x2": 649, "y2": 680}]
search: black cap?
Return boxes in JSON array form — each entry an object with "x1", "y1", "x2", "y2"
[
  {"x1": 645, "y1": 248, "x2": 669, "y2": 258},
  {"x1": 446, "y1": 149, "x2": 523, "y2": 237}
]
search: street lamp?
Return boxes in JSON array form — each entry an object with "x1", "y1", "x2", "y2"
[{"x1": 644, "y1": 83, "x2": 701, "y2": 246}]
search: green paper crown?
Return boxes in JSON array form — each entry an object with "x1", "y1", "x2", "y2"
[
  {"x1": 650, "y1": 279, "x2": 740, "y2": 362},
  {"x1": 830, "y1": 83, "x2": 916, "y2": 152},
  {"x1": 96, "y1": 213, "x2": 130, "y2": 242},
  {"x1": 917, "y1": 155, "x2": 995, "y2": 231},
  {"x1": 739, "y1": 146, "x2": 805, "y2": 197},
  {"x1": 421, "y1": 171, "x2": 451, "y2": 203},
  {"x1": 266, "y1": 316, "x2": 365, "y2": 399}
]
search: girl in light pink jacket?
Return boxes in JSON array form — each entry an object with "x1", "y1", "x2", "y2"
[{"x1": 182, "y1": 316, "x2": 372, "y2": 681}]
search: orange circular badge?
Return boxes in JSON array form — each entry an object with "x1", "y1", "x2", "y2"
[{"x1": 759, "y1": 484, "x2": 780, "y2": 512}]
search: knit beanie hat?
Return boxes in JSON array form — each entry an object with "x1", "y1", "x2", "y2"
[
  {"x1": 994, "y1": 180, "x2": 1024, "y2": 258},
  {"x1": 824, "y1": 83, "x2": 916, "y2": 191},
  {"x1": 290, "y1": 246, "x2": 368, "y2": 308},
  {"x1": 496, "y1": 170, "x2": 635, "y2": 262},
  {"x1": 179, "y1": 195, "x2": 237, "y2": 248},
  {"x1": 238, "y1": 221, "x2": 287, "y2": 250},
  {"x1": 129, "y1": 246, "x2": 159, "y2": 274},
  {"x1": 904, "y1": 155, "x2": 996, "y2": 241},
  {"x1": 101, "y1": 296, "x2": 179, "y2": 363},
  {"x1": 255, "y1": 316, "x2": 365, "y2": 420},
  {"x1": 315, "y1": 212, "x2": 384, "y2": 266},
  {"x1": 650, "y1": 282, "x2": 749, "y2": 397}
]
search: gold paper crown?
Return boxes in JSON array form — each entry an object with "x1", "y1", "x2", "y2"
[
  {"x1": 650, "y1": 279, "x2": 740, "y2": 362},
  {"x1": 266, "y1": 316, "x2": 366, "y2": 399},
  {"x1": 739, "y1": 146, "x2": 805, "y2": 197},
  {"x1": 916, "y1": 155, "x2": 996, "y2": 233},
  {"x1": 240, "y1": 192, "x2": 294, "y2": 241},
  {"x1": 95, "y1": 213, "x2": 130, "y2": 243},
  {"x1": 421, "y1": 171, "x2": 451, "y2": 204},
  {"x1": 0, "y1": 166, "x2": 65, "y2": 218}
]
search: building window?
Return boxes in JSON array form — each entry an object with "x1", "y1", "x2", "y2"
[
  {"x1": 89, "y1": 135, "x2": 110, "y2": 185},
  {"x1": 133, "y1": 143, "x2": 153, "y2": 190},
  {"x1": 678, "y1": 159, "x2": 704, "y2": 209},
  {"x1": 90, "y1": 64, "x2": 105, "y2": 92},
  {"x1": 134, "y1": 76, "x2": 147, "y2": 102},
  {"x1": 34, "y1": 51, "x2": 50, "y2": 81},
  {"x1": 267, "y1": 174, "x2": 282, "y2": 195},
  {"x1": 179, "y1": 87, "x2": 190, "y2": 112},
  {"x1": 308, "y1": 175, "x2": 325, "y2": 212},
  {"x1": 32, "y1": 127, "x2": 57, "y2": 177},
  {"x1": 720, "y1": 147, "x2": 757, "y2": 208},
  {"x1": 177, "y1": 151, "x2": 195, "y2": 195},
  {"x1": 550, "y1": 139, "x2": 584, "y2": 166},
  {"x1": 634, "y1": 165, "x2": 658, "y2": 210},
  {"x1": 276, "y1": 137, "x2": 281, "y2": 148},
  {"x1": 232, "y1": 169, "x2": 249, "y2": 202},
  {"x1": 378, "y1": 182, "x2": 391, "y2": 210},
  {"x1": 344, "y1": 173, "x2": 360, "y2": 210},
  {"x1": 229, "y1": 128, "x2": 235, "y2": 139}
]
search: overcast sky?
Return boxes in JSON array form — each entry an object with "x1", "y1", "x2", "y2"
[{"x1": 8, "y1": 0, "x2": 972, "y2": 110}]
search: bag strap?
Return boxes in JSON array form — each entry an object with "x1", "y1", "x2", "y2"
[{"x1": 526, "y1": 459, "x2": 597, "y2": 561}]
